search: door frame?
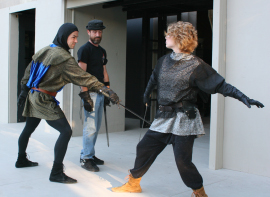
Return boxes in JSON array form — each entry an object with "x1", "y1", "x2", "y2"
[{"x1": 209, "y1": 0, "x2": 227, "y2": 170}]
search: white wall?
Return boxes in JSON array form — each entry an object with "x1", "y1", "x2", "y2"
[
  {"x1": 35, "y1": 0, "x2": 65, "y2": 51},
  {"x1": 224, "y1": 0, "x2": 270, "y2": 177},
  {"x1": 8, "y1": 13, "x2": 19, "y2": 123},
  {"x1": 0, "y1": 7, "x2": 10, "y2": 123},
  {"x1": 0, "y1": 0, "x2": 36, "y2": 9},
  {"x1": 66, "y1": 0, "x2": 109, "y2": 9},
  {"x1": 70, "y1": 3, "x2": 126, "y2": 136}
]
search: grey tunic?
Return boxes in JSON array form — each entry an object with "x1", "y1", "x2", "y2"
[
  {"x1": 150, "y1": 108, "x2": 205, "y2": 137},
  {"x1": 21, "y1": 45, "x2": 104, "y2": 120}
]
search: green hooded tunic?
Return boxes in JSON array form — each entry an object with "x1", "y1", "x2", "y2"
[{"x1": 21, "y1": 45, "x2": 104, "y2": 120}]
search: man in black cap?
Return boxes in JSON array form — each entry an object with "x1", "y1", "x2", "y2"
[{"x1": 77, "y1": 19, "x2": 111, "y2": 172}]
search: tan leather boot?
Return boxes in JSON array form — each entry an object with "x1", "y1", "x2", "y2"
[
  {"x1": 111, "y1": 174, "x2": 142, "y2": 193},
  {"x1": 192, "y1": 186, "x2": 208, "y2": 197}
]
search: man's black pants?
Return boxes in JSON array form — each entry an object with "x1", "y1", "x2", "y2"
[
  {"x1": 130, "y1": 129, "x2": 203, "y2": 190},
  {"x1": 18, "y1": 117, "x2": 72, "y2": 164}
]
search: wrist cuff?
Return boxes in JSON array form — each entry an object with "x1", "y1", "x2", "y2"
[{"x1": 104, "y1": 82, "x2": 110, "y2": 86}]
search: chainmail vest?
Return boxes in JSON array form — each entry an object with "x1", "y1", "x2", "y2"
[{"x1": 157, "y1": 54, "x2": 201, "y2": 106}]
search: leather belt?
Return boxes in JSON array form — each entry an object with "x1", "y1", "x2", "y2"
[
  {"x1": 31, "y1": 87, "x2": 57, "y2": 97},
  {"x1": 159, "y1": 102, "x2": 183, "y2": 112},
  {"x1": 159, "y1": 101, "x2": 196, "y2": 112},
  {"x1": 159, "y1": 101, "x2": 197, "y2": 119}
]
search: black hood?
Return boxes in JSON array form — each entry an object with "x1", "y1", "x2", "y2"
[{"x1": 53, "y1": 23, "x2": 78, "y2": 51}]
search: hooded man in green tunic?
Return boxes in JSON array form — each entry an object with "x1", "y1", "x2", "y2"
[{"x1": 15, "y1": 23, "x2": 119, "y2": 184}]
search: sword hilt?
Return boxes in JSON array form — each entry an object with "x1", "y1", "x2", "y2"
[
  {"x1": 100, "y1": 91, "x2": 110, "y2": 98},
  {"x1": 100, "y1": 90, "x2": 120, "y2": 108}
]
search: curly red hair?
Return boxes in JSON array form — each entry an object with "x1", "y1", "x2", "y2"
[{"x1": 165, "y1": 21, "x2": 198, "y2": 54}]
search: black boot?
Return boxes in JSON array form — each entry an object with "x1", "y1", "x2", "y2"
[
  {"x1": 15, "y1": 153, "x2": 38, "y2": 168},
  {"x1": 81, "y1": 159, "x2": 99, "y2": 172},
  {"x1": 49, "y1": 162, "x2": 77, "y2": 184},
  {"x1": 80, "y1": 156, "x2": 104, "y2": 165},
  {"x1": 93, "y1": 156, "x2": 104, "y2": 165}
]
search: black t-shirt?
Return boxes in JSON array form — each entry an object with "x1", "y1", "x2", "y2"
[{"x1": 77, "y1": 41, "x2": 108, "y2": 83}]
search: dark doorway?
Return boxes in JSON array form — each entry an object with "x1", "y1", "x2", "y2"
[
  {"x1": 125, "y1": 18, "x2": 143, "y2": 120},
  {"x1": 17, "y1": 9, "x2": 35, "y2": 122}
]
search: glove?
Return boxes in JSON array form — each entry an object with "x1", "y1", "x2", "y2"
[
  {"x1": 79, "y1": 91, "x2": 94, "y2": 112},
  {"x1": 18, "y1": 84, "x2": 30, "y2": 107},
  {"x1": 143, "y1": 94, "x2": 151, "y2": 107},
  {"x1": 238, "y1": 95, "x2": 264, "y2": 108},
  {"x1": 104, "y1": 96, "x2": 111, "y2": 107},
  {"x1": 100, "y1": 86, "x2": 119, "y2": 105},
  {"x1": 218, "y1": 82, "x2": 264, "y2": 108}
]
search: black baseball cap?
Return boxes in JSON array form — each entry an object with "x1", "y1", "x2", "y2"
[{"x1": 86, "y1": 19, "x2": 106, "y2": 30}]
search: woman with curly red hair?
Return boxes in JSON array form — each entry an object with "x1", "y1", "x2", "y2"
[{"x1": 112, "y1": 21, "x2": 263, "y2": 196}]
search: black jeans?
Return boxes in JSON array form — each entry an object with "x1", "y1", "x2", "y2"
[
  {"x1": 130, "y1": 130, "x2": 203, "y2": 190},
  {"x1": 18, "y1": 117, "x2": 72, "y2": 164}
]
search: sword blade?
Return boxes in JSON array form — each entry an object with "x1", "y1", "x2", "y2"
[
  {"x1": 119, "y1": 103, "x2": 151, "y2": 125},
  {"x1": 141, "y1": 106, "x2": 148, "y2": 128},
  {"x1": 139, "y1": 106, "x2": 148, "y2": 141},
  {"x1": 100, "y1": 91, "x2": 151, "y2": 125},
  {"x1": 103, "y1": 106, "x2": 109, "y2": 147}
]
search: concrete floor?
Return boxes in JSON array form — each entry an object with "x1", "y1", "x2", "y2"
[{"x1": 0, "y1": 118, "x2": 269, "y2": 197}]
